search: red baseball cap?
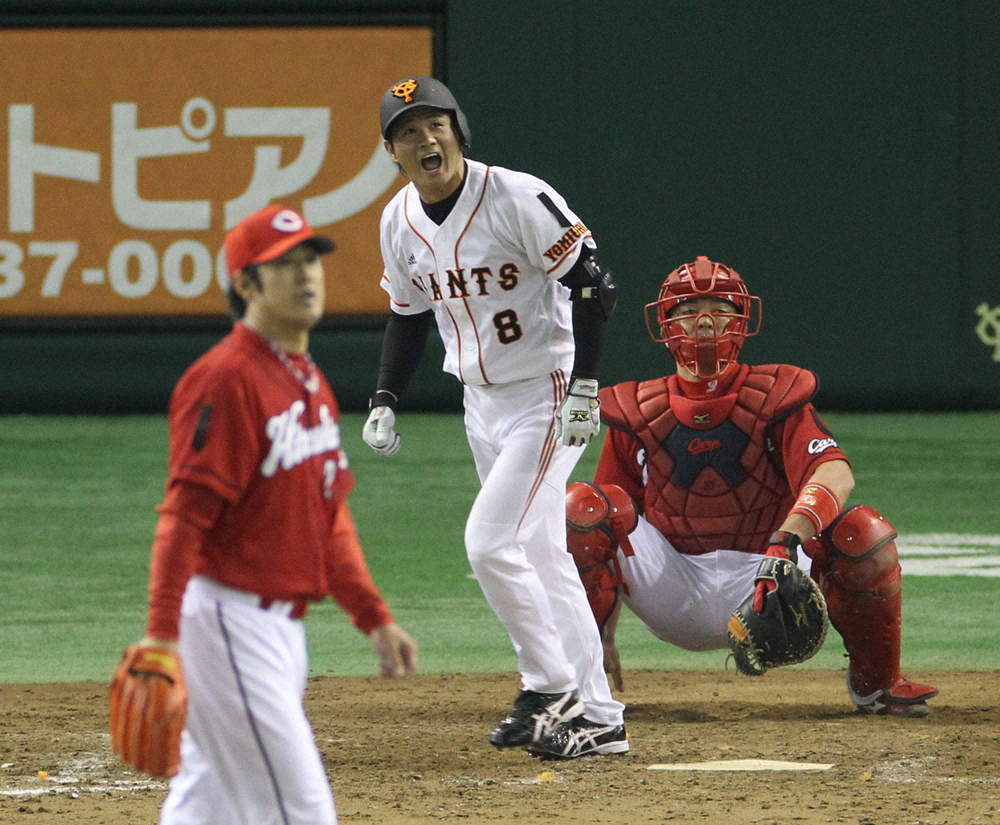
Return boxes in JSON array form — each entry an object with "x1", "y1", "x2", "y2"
[{"x1": 224, "y1": 204, "x2": 335, "y2": 277}]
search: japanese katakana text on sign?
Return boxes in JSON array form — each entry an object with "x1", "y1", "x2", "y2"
[{"x1": 0, "y1": 26, "x2": 431, "y2": 317}]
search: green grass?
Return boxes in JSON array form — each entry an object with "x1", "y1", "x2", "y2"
[
  {"x1": 1, "y1": 412, "x2": 997, "y2": 683},
  {"x1": 820, "y1": 412, "x2": 1000, "y2": 534}
]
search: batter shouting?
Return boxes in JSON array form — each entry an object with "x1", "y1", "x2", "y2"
[
  {"x1": 363, "y1": 76, "x2": 627, "y2": 759},
  {"x1": 113, "y1": 205, "x2": 417, "y2": 825}
]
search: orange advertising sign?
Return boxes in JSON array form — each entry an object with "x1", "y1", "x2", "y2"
[{"x1": 0, "y1": 26, "x2": 431, "y2": 317}]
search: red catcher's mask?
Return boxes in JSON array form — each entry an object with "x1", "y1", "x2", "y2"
[{"x1": 644, "y1": 256, "x2": 761, "y2": 378}]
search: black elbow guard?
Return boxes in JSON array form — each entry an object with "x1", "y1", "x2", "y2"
[{"x1": 566, "y1": 255, "x2": 618, "y2": 320}]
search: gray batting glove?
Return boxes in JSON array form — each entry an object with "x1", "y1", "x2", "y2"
[
  {"x1": 363, "y1": 406, "x2": 401, "y2": 456},
  {"x1": 555, "y1": 377, "x2": 600, "y2": 447}
]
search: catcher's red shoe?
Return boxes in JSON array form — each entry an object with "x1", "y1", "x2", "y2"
[{"x1": 848, "y1": 671, "x2": 939, "y2": 718}]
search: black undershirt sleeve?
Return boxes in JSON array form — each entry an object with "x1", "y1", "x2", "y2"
[
  {"x1": 559, "y1": 250, "x2": 606, "y2": 381},
  {"x1": 570, "y1": 297, "x2": 606, "y2": 380},
  {"x1": 373, "y1": 310, "x2": 434, "y2": 407}
]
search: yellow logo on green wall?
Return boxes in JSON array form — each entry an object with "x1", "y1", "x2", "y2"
[{"x1": 975, "y1": 303, "x2": 1000, "y2": 361}]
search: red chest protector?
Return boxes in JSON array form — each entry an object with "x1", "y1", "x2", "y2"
[{"x1": 601, "y1": 364, "x2": 817, "y2": 555}]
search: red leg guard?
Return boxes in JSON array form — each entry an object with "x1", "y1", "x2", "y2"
[
  {"x1": 566, "y1": 482, "x2": 637, "y2": 557},
  {"x1": 566, "y1": 483, "x2": 637, "y2": 634},
  {"x1": 822, "y1": 571, "x2": 903, "y2": 697},
  {"x1": 812, "y1": 506, "x2": 906, "y2": 697},
  {"x1": 574, "y1": 560, "x2": 621, "y2": 636}
]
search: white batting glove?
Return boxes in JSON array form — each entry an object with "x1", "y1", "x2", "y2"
[
  {"x1": 555, "y1": 377, "x2": 600, "y2": 447},
  {"x1": 363, "y1": 406, "x2": 401, "y2": 456}
]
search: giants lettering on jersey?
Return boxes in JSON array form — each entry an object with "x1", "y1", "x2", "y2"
[
  {"x1": 410, "y1": 263, "x2": 520, "y2": 301},
  {"x1": 261, "y1": 401, "x2": 342, "y2": 477}
]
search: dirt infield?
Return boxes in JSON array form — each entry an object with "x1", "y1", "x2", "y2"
[{"x1": 2, "y1": 669, "x2": 997, "y2": 824}]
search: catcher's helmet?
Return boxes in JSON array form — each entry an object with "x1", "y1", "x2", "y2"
[
  {"x1": 380, "y1": 76, "x2": 471, "y2": 148},
  {"x1": 645, "y1": 256, "x2": 761, "y2": 378}
]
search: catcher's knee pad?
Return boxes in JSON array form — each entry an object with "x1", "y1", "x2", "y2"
[
  {"x1": 566, "y1": 482, "x2": 637, "y2": 551},
  {"x1": 566, "y1": 482, "x2": 638, "y2": 632},
  {"x1": 815, "y1": 505, "x2": 901, "y2": 597}
]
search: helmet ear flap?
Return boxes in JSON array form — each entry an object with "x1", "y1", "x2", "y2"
[{"x1": 451, "y1": 108, "x2": 472, "y2": 148}]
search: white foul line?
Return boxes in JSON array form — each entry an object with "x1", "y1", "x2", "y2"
[{"x1": 896, "y1": 534, "x2": 1000, "y2": 577}]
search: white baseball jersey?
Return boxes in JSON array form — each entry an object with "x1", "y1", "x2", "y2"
[{"x1": 379, "y1": 159, "x2": 597, "y2": 385}]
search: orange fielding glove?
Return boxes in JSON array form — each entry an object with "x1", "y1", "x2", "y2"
[
  {"x1": 109, "y1": 645, "x2": 187, "y2": 778},
  {"x1": 753, "y1": 531, "x2": 801, "y2": 612}
]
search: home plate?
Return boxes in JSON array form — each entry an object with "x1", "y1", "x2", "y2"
[{"x1": 648, "y1": 759, "x2": 834, "y2": 772}]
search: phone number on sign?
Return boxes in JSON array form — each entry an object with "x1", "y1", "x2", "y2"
[{"x1": 0, "y1": 239, "x2": 229, "y2": 300}]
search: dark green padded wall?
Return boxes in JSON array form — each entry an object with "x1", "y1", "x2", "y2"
[
  {"x1": 0, "y1": 323, "x2": 460, "y2": 414},
  {"x1": 447, "y1": 0, "x2": 1000, "y2": 411},
  {"x1": 2, "y1": 1, "x2": 998, "y2": 412}
]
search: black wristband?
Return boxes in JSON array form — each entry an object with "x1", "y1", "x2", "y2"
[
  {"x1": 768, "y1": 530, "x2": 801, "y2": 551},
  {"x1": 370, "y1": 390, "x2": 399, "y2": 411}
]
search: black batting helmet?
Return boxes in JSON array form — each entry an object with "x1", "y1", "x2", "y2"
[{"x1": 379, "y1": 76, "x2": 471, "y2": 148}]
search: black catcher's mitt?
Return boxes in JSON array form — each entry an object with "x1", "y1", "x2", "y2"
[{"x1": 727, "y1": 557, "x2": 829, "y2": 676}]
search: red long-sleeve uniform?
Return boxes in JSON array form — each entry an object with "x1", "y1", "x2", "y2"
[{"x1": 146, "y1": 323, "x2": 392, "y2": 640}]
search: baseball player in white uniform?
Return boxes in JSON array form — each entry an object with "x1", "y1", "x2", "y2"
[{"x1": 362, "y1": 76, "x2": 627, "y2": 758}]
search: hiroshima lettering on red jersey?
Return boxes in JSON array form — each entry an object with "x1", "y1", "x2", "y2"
[{"x1": 261, "y1": 401, "x2": 342, "y2": 477}]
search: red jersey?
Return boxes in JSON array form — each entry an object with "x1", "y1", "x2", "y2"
[
  {"x1": 148, "y1": 323, "x2": 391, "y2": 638},
  {"x1": 596, "y1": 364, "x2": 849, "y2": 555}
]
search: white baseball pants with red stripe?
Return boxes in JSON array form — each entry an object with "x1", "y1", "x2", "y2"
[{"x1": 463, "y1": 372, "x2": 625, "y2": 727}]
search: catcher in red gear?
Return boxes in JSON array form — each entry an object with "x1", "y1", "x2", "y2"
[{"x1": 566, "y1": 256, "x2": 937, "y2": 717}]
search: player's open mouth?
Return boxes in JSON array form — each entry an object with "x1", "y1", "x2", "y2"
[{"x1": 421, "y1": 153, "x2": 443, "y2": 172}]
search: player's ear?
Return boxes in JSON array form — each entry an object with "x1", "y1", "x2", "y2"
[
  {"x1": 384, "y1": 140, "x2": 406, "y2": 177},
  {"x1": 231, "y1": 271, "x2": 250, "y2": 299},
  {"x1": 232, "y1": 268, "x2": 261, "y2": 301}
]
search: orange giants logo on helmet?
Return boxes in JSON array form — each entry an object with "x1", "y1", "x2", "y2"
[
  {"x1": 392, "y1": 78, "x2": 419, "y2": 103},
  {"x1": 380, "y1": 76, "x2": 472, "y2": 147}
]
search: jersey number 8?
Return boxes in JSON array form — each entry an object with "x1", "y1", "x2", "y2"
[{"x1": 493, "y1": 309, "x2": 523, "y2": 344}]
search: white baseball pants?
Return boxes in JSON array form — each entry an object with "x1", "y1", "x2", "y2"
[
  {"x1": 619, "y1": 516, "x2": 813, "y2": 651},
  {"x1": 159, "y1": 575, "x2": 336, "y2": 825},
  {"x1": 463, "y1": 373, "x2": 625, "y2": 726}
]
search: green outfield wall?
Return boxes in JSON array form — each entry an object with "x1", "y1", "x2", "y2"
[{"x1": 2, "y1": 0, "x2": 998, "y2": 413}]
